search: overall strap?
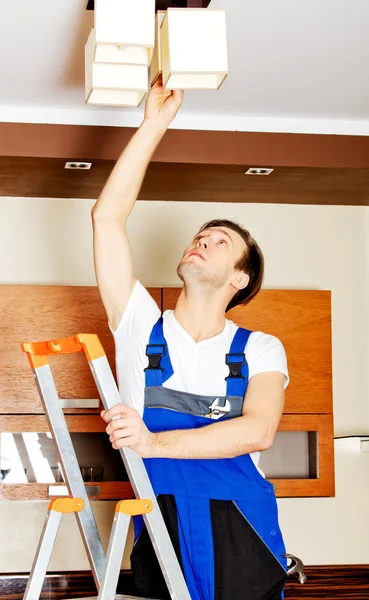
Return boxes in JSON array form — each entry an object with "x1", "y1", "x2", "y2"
[
  {"x1": 225, "y1": 327, "x2": 252, "y2": 397},
  {"x1": 144, "y1": 317, "x2": 174, "y2": 387}
]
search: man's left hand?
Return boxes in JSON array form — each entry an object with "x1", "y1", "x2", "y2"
[{"x1": 101, "y1": 403, "x2": 158, "y2": 458}]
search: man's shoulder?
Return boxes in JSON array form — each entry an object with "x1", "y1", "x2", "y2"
[
  {"x1": 111, "y1": 280, "x2": 161, "y2": 352},
  {"x1": 225, "y1": 318, "x2": 285, "y2": 353}
]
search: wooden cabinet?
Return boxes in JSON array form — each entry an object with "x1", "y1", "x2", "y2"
[{"x1": 0, "y1": 285, "x2": 334, "y2": 499}]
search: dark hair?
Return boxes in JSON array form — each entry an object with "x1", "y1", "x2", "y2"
[{"x1": 197, "y1": 219, "x2": 264, "y2": 312}]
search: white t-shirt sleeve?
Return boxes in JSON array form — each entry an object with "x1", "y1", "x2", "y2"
[
  {"x1": 109, "y1": 280, "x2": 161, "y2": 358},
  {"x1": 246, "y1": 332, "x2": 289, "y2": 389}
]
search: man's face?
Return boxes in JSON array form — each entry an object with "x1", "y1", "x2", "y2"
[{"x1": 177, "y1": 227, "x2": 248, "y2": 292}]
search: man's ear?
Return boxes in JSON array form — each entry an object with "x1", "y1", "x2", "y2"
[{"x1": 231, "y1": 271, "x2": 250, "y2": 291}]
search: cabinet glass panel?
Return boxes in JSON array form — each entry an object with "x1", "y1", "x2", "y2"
[
  {"x1": 1, "y1": 431, "x2": 317, "y2": 484},
  {"x1": 0, "y1": 432, "x2": 128, "y2": 484},
  {"x1": 259, "y1": 431, "x2": 317, "y2": 479}
]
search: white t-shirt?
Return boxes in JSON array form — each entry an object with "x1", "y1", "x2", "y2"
[{"x1": 110, "y1": 281, "x2": 289, "y2": 472}]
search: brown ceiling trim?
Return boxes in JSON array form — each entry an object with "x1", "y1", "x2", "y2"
[
  {"x1": 1, "y1": 122, "x2": 369, "y2": 167},
  {"x1": 1, "y1": 156, "x2": 368, "y2": 205}
]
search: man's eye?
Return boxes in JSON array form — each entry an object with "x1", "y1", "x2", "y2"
[{"x1": 219, "y1": 239, "x2": 227, "y2": 245}]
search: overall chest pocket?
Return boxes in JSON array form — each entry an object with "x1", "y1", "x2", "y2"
[{"x1": 144, "y1": 385, "x2": 243, "y2": 420}]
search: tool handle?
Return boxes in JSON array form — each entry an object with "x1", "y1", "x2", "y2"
[{"x1": 21, "y1": 333, "x2": 105, "y2": 368}]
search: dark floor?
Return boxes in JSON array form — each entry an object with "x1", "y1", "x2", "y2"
[{"x1": 0, "y1": 567, "x2": 369, "y2": 600}]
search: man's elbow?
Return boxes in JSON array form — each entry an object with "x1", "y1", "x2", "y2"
[
  {"x1": 257, "y1": 433, "x2": 275, "y2": 452},
  {"x1": 234, "y1": 429, "x2": 275, "y2": 457},
  {"x1": 91, "y1": 205, "x2": 128, "y2": 229},
  {"x1": 253, "y1": 423, "x2": 277, "y2": 452},
  {"x1": 91, "y1": 204, "x2": 112, "y2": 222}
]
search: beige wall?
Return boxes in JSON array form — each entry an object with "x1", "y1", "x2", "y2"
[{"x1": 1, "y1": 197, "x2": 369, "y2": 571}]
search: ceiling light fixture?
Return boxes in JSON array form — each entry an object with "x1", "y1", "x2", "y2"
[
  {"x1": 64, "y1": 162, "x2": 92, "y2": 170},
  {"x1": 159, "y1": 8, "x2": 228, "y2": 90},
  {"x1": 84, "y1": 3, "x2": 228, "y2": 107},
  {"x1": 85, "y1": 0, "x2": 155, "y2": 107},
  {"x1": 245, "y1": 168, "x2": 274, "y2": 176}
]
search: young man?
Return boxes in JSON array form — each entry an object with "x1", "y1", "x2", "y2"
[{"x1": 92, "y1": 79, "x2": 289, "y2": 600}]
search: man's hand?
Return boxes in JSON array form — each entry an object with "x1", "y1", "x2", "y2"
[
  {"x1": 144, "y1": 76, "x2": 184, "y2": 130},
  {"x1": 101, "y1": 404, "x2": 159, "y2": 458}
]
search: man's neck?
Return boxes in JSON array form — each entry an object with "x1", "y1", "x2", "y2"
[{"x1": 173, "y1": 286, "x2": 227, "y2": 343}]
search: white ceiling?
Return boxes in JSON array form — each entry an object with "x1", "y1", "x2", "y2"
[{"x1": 1, "y1": 0, "x2": 369, "y2": 134}]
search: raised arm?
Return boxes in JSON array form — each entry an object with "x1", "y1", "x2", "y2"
[{"x1": 91, "y1": 79, "x2": 183, "y2": 330}]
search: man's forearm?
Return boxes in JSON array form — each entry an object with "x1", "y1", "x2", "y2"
[
  {"x1": 151, "y1": 415, "x2": 274, "y2": 459},
  {"x1": 92, "y1": 119, "x2": 166, "y2": 222}
]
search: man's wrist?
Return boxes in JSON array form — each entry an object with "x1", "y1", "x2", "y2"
[
  {"x1": 149, "y1": 431, "x2": 166, "y2": 458},
  {"x1": 141, "y1": 117, "x2": 169, "y2": 139}
]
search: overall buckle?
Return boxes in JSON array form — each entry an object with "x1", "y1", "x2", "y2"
[
  {"x1": 144, "y1": 344, "x2": 166, "y2": 371},
  {"x1": 225, "y1": 352, "x2": 246, "y2": 379}
]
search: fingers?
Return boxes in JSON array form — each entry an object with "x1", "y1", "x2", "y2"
[
  {"x1": 100, "y1": 403, "x2": 146, "y2": 453},
  {"x1": 100, "y1": 409, "x2": 122, "y2": 422},
  {"x1": 111, "y1": 434, "x2": 136, "y2": 450},
  {"x1": 107, "y1": 419, "x2": 140, "y2": 449},
  {"x1": 105, "y1": 417, "x2": 130, "y2": 436},
  {"x1": 152, "y1": 74, "x2": 163, "y2": 89},
  {"x1": 101, "y1": 403, "x2": 137, "y2": 423},
  {"x1": 173, "y1": 89, "x2": 184, "y2": 103}
]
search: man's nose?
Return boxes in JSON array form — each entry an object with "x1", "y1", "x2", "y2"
[{"x1": 197, "y1": 239, "x2": 207, "y2": 249}]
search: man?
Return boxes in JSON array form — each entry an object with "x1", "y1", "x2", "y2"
[{"x1": 92, "y1": 79, "x2": 289, "y2": 600}]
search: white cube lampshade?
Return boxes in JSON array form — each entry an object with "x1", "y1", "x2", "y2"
[
  {"x1": 87, "y1": 89, "x2": 146, "y2": 107},
  {"x1": 88, "y1": 29, "x2": 151, "y2": 66},
  {"x1": 150, "y1": 11, "x2": 166, "y2": 85},
  {"x1": 94, "y1": 0, "x2": 155, "y2": 65},
  {"x1": 85, "y1": 30, "x2": 148, "y2": 107},
  {"x1": 160, "y1": 9, "x2": 228, "y2": 90}
]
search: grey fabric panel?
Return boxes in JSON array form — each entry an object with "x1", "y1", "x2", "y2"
[{"x1": 144, "y1": 386, "x2": 243, "y2": 419}]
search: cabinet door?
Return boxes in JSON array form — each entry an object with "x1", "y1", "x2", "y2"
[
  {"x1": 162, "y1": 287, "x2": 333, "y2": 415},
  {"x1": 269, "y1": 414, "x2": 335, "y2": 497},
  {"x1": 0, "y1": 285, "x2": 161, "y2": 414}
]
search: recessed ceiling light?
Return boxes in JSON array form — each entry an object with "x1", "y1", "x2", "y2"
[
  {"x1": 65, "y1": 162, "x2": 92, "y2": 170},
  {"x1": 245, "y1": 167, "x2": 274, "y2": 176}
]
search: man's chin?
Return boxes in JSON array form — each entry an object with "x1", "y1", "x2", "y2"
[{"x1": 177, "y1": 262, "x2": 206, "y2": 282}]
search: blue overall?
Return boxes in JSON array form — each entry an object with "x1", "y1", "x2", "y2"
[{"x1": 131, "y1": 317, "x2": 287, "y2": 600}]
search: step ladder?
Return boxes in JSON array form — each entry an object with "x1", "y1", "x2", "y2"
[{"x1": 21, "y1": 333, "x2": 191, "y2": 600}]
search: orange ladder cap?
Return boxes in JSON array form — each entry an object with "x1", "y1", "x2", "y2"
[
  {"x1": 48, "y1": 498, "x2": 85, "y2": 513},
  {"x1": 115, "y1": 499, "x2": 153, "y2": 516}
]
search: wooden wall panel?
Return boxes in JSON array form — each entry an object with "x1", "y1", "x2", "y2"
[
  {"x1": 163, "y1": 288, "x2": 333, "y2": 414},
  {"x1": 0, "y1": 286, "x2": 161, "y2": 414}
]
